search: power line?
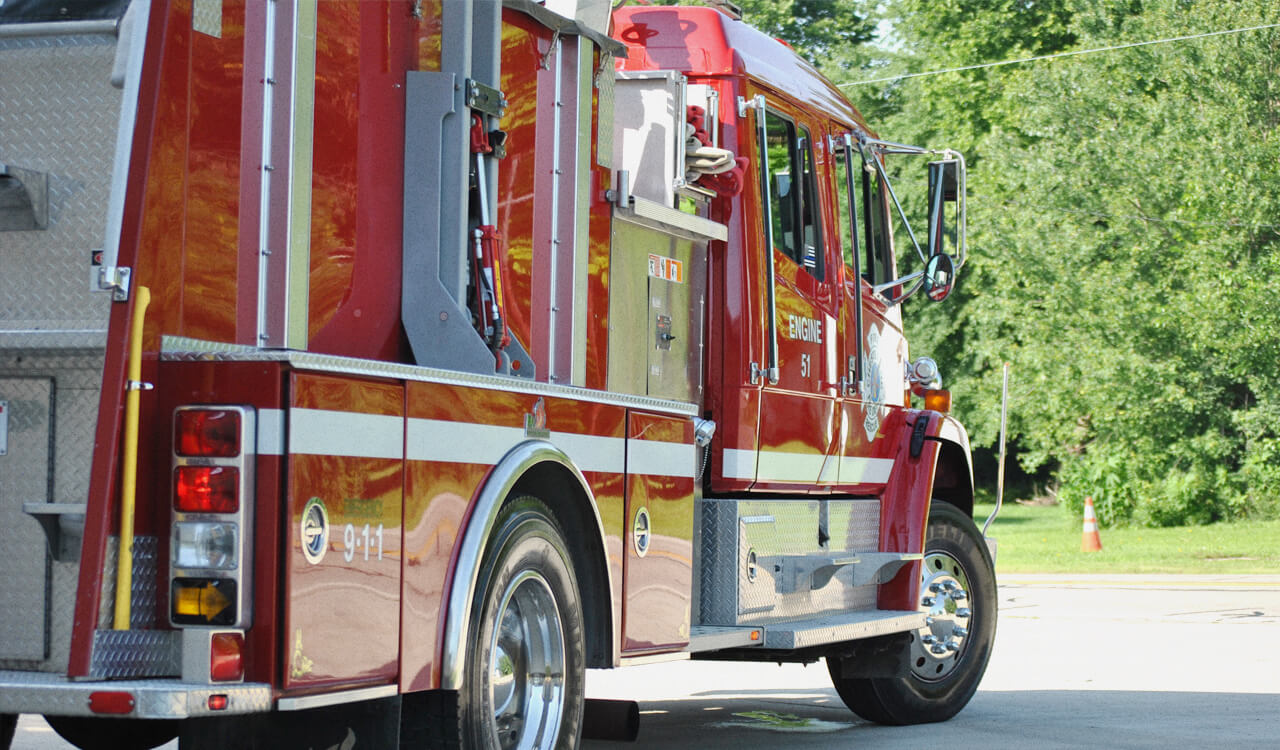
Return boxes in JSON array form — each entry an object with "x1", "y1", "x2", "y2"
[{"x1": 840, "y1": 22, "x2": 1280, "y2": 88}]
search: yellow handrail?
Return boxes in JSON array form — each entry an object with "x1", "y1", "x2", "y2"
[{"x1": 113, "y1": 285, "x2": 151, "y2": 630}]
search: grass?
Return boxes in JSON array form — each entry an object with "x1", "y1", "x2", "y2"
[{"x1": 974, "y1": 501, "x2": 1280, "y2": 574}]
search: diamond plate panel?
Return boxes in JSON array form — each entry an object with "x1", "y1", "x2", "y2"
[
  {"x1": 0, "y1": 669, "x2": 274, "y2": 718},
  {"x1": 0, "y1": 34, "x2": 118, "y2": 336},
  {"x1": 131, "y1": 535, "x2": 160, "y2": 629},
  {"x1": 0, "y1": 377, "x2": 52, "y2": 661},
  {"x1": 698, "y1": 498, "x2": 882, "y2": 627},
  {"x1": 90, "y1": 628, "x2": 181, "y2": 679},
  {"x1": 192, "y1": 0, "x2": 223, "y2": 38},
  {"x1": 0, "y1": 350, "x2": 105, "y2": 673}
]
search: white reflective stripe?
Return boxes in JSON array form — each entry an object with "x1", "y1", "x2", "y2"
[
  {"x1": 817, "y1": 454, "x2": 839, "y2": 484},
  {"x1": 627, "y1": 439, "x2": 696, "y2": 479},
  {"x1": 756, "y1": 450, "x2": 828, "y2": 483},
  {"x1": 257, "y1": 408, "x2": 286, "y2": 456},
  {"x1": 405, "y1": 419, "x2": 516, "y2": 464},
  {"x1": 549, "y1": 431, "x2": 625, "y2": 475},
  {"x1": 838, "y1": 456, "x2": 895, "y2": 484},
  {"x1": 405, "y1": 418, "x2": 626, "y2": 474},
  {"x1": 721, "y1": 448, "x2": 757, "y2": 480},
  {"x1": 722, "y1": 448, "x2": 894, "y2": 484},
  {"x1": 289, "y1": 409, "x2": 403, "y2": 460}
]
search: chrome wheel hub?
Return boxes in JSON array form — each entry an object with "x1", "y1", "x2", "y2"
[
  {"x1": 488, "y1": 570, "x2": 566, "y2": 750},
  {"x1": 911, "y1": 550, "x2": 973, "y2": 681}
]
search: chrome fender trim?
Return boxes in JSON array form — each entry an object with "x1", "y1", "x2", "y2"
[{"x1": 439, "y1": 440, "x2": 613, "y2": 691}]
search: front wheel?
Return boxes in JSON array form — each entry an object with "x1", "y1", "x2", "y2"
[
  {"x1": 828, "y1": 502, "x2": 997, "y2": 725},
  {"x1": 442, "y1": 496, "x2": 586, "y2": 749}
]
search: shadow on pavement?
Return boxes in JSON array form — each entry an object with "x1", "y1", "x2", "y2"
[{"x1": 584, "y1": 689, "x2": 1280, "y2": 749}]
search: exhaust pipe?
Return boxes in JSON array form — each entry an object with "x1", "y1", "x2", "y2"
[{"x1": 582, "y1": 699, "x2": 640, "y2": 742}]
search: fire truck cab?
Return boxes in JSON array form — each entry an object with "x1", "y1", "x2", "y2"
[{"x1": 0, "y1": 1, "x2": 994, "y2": 748}]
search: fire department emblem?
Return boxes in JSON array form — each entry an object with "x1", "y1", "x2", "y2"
[
  {"x1": 301, "y1": 497, "x2": 329, "y2": 565},
  {"x1": 524, "y1": 397, "x2": 550, "y2": 439},
  {"x1": 861, "y1": 324, "x2": 886, "y2": 442}
]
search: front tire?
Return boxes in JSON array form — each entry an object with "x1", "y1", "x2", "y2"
[
  {"x1": 451, "y1": 496, "x2": 586, "y2": 749},
  {"x1": 827, "y1": 501, "x2": 997, "y2": 724}
]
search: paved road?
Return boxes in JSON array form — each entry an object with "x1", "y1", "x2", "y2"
[{"x1": 13, "y1": 575, "x2": 1280, "y2": 749}]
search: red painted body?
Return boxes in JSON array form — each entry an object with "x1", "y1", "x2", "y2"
[{"x1": 58, "y1": 0, "x2": 960, "y2": 715}]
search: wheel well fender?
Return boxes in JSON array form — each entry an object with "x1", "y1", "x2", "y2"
[
  {"x1": 931, "y1": 416, "x2": 974, "y2": 517},
  {"x1": 439, "y1": 440, "x2": 615, "y2": 691}
]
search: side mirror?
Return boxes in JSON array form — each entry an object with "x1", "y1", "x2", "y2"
[
  {"x1": 923, "y1": 253, "x2": 955, "y2": 302},
  {"x1": 927, "y1": 159, "x2": 959, "y2": 259}
]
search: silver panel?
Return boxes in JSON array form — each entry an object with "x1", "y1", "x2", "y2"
[
  {"x1": 605, "y1": 219, "x2": 706, "y2": 404},
  {"x1": 0, "y1": 669, "x2": 273, "y2": 718},
  {"x1": 276, "y1": 684, "x2": 398, "y2": 712},
  {"x1": 0, "y1": 34, "x2": 118, "y2": 341},
  {"x1": 89, "y1": 628, "x2": 181, "y2": 679},
  {"x1": 130, "y1": 535, "x2": 160, "y2": 629},
  {"x1": 687, "y1": 625, "x2": 760, "y2": 652},
  {"x1": 698, "y1": 498, "x2": 882, "y2": 628},
  {"x1": 613, "y1": 71, "x2": 686, "y2": 206},
  {"x1": 0, "y1": 377, "x2": 52, "y2": 661}
]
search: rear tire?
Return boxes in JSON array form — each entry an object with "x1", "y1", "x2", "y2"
[
  {"x1": 432, "y1": 496, "x2": 586, "y2": 749},
  {"x1": 827, "y1": 501, "x2": 997, "y2": 725},
  {"x1": 44, "y1": 716, "x2": 178, "y2": 750}
]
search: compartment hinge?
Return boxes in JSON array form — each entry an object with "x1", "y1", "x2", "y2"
[{"x1": 96, "y1": 265, "x2": 133, "y2": 301}]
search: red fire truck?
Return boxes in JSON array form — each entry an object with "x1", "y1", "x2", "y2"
[{"x1": 0, "y1": 0, "x2": 995, "y2": 747}]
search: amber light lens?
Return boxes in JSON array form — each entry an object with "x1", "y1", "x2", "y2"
[
  {"x1": 175, "y1": 409, "x2": 241, "y2": 458},
  {"x1": 175, "y1": 466, "x2": 239, "y2": 513},
  {"x1": 172, "y1": 578, "x2": 237, "y2": 626},
  {"x1": 210, "y1": 632, "x2": 245, "y2": 682},
  {"x1": 925, "y1": 389, "x2": 952, "y2": 413}
]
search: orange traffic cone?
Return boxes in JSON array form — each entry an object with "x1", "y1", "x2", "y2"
[{"x1": 1081, "y1": 496, "x2": 1103, "y2": 552}]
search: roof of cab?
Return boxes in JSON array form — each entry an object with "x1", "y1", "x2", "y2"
[{"x1": 611, "y1": 5, "x2": 866, "y2": 129}]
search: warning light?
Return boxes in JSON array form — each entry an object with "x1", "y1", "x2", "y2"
[
  {"x1": 208, "y1": 694, "x2": 229, "y2": 711},
  {"x1": 175, "y1": 409, "x2": 241, "y2": 458},
  {"x1": 924, "y1": 389, "x2": 952, "y2": 414},
  {"x1": 175, "y1": 466, "x2": 239, "y2": 513},
  {"x1": 172, "y1": 578, "x2": 237, "y2": 626}
]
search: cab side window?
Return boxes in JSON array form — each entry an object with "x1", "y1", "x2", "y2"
[
  {"x1": 758, "y1": 109, "x2": 824, "y2": 281},
  {"x1": 862, "y1": 159, "x2": 891, "y2": 286}
]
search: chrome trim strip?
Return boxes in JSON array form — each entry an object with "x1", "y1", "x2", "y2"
[
  {"x1": 440, "y1": 441, "x2": 614, "y2": 690},
  {"x1": 98, "y1": 0, "x2": 149, "y2": 282},
  {"x1": 285, "y1": 0, "x2": 317, "y2": 349},
  {"x1": 721, "y1": 447, "x2": 893, "y2": 484},
  {"x1": 159, "y1": 336, "x2": 699, "y2": 418},
  {"x1": 276, "y1": 684, "x2": 398, "y2": 712},
  {"x1": 615, "y1": 195, "x2": 729, "y2": 242},
  {"x1": 0, "y1": 20, "x2": 117, "y2": 38}
]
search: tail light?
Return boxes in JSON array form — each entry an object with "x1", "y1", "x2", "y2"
[
  {"x1": 171, "y1": 406, "x2": 255, "y2": 631},
  {"x1": 210, "y1": 632, "x2": 246, "y2": 682}
]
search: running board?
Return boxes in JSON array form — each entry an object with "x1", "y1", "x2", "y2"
[{"x1": 689, "y1": 610, "x2": 925, "y2": 653}]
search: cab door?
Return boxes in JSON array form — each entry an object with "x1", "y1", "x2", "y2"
[
  {"x1": 749, "y1": 94, "x2": 841, "y2": 490},
  {"x1": 832, "y1": 130, "x2": 907, "y2": 492}
]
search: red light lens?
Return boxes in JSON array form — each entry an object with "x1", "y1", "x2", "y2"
[
  {"x1": 88, "y1": 691, "x2": 135, "y2": 715},
  {"x1": 175, "y1": 410, "x2": 241, "y2": 458},
  {"x1": 208, "y1": 694, "x2": 229, "y2": 711},
  {"x1": 175, "y1": 466, "x2": 240, "y2": 513},
  {"x1": 210, "y1": 632, "x2": 245, "y2": 682}
]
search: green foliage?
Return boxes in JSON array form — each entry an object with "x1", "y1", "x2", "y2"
[{"x1": 825, "y1": 1, "x2": 1280, "y2": 526}]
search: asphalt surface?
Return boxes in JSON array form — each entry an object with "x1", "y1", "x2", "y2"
[{"x1": 12, "y1": 575, "x2": 1280, "y2": 749}]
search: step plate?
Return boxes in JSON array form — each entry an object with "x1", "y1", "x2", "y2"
[{"x1": 760, "y1": 610, "x2": 925, "y2": 651}]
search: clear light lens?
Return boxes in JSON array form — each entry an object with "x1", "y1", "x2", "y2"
[{"x1": 173, "y1": 522, "x2": 238, "y2": 570}]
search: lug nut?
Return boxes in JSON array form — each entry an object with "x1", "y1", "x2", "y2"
[
  {"x1": 945, "y1": 640, "x2": 961, "y2": 652},
  {"x1": 956, "y1": 608, "x2": 971, "y2": 618},
  {"x1": 922, "y1": 596, "x2": 936, "y2": 607},
  {"x1": 921, "y1": 635, "x2": 937, "y2": 645},
  {"x1": 952, "y1": 589, "x2": 968, "y2": 601},
  {"x1": 952, "y1": 627, "x2": 969, "y2": 638},
  {"x1": 929, "y1": 582, "x2": 943, "y2": 593},
  {"x1": 931, "y1": 645, "x2": 946, "y2": 655}
]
